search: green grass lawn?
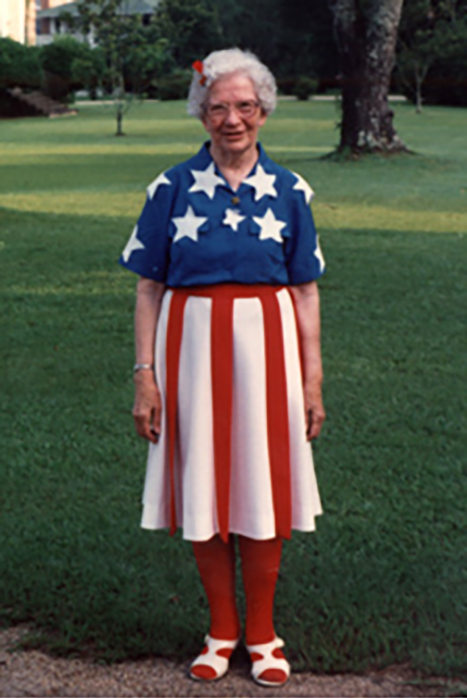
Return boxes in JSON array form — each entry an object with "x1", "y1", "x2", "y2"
[{"x1": 0, "y1": 100, "x2": 466, "y2": 676}]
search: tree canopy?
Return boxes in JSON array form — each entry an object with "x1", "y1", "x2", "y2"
[
  {"x1": 155, "y1": 0, "x2": 222, "y2": 67},
  {"x1": 211, "y1": 0, "x2": 338, "y2": 85},
  {"x1": 397, "y1": 0, "x2": 467, "y2": 108}
]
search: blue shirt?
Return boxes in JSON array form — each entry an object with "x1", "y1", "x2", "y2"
[{"x1": 119, "y1": 143, "x2": 325, "y2": 287}]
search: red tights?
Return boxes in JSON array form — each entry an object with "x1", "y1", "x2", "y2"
[{"x1": 191, "y1": 534, "x2": 283, "y2": 645}]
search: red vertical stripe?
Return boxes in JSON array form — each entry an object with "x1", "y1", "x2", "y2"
[
  {"x1": 260, "y1": 293, "x2": 292, "y2": 539},
  {"x1": 211, "y1": 296, "x2": 234, "y2": 543},
  {"x1": 165, "y1": 291, "x2": 188, "y2": 536}
]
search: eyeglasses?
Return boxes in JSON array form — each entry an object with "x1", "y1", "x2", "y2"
[{"x1": 205, "y1": 100, "x2": 260, "y2": 120}]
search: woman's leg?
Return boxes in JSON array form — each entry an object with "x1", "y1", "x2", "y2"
[
  {"x1": 191, "y1": 534, "x2": 240, "y2": 680},
  {"x1": 238, "y1": 535, "x2": 282, "y2": 645},
  {"x1": 239, "y1": 535, "x2": 288, "y2": 684},
  {"x1": 192, "y1": 533, "x2": 240, "y2": 640}
]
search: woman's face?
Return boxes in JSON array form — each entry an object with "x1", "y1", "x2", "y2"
[{"x1": 201, "y1": 73, "x2": 267, "y2": 158}]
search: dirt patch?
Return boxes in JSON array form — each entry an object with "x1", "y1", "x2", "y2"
[{"x1": 0, "y1": 626, "x2": 459, "y2": 697}]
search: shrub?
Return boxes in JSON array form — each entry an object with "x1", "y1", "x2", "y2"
[
  {"x1": 123, "y1": 38, "x2": 175, "y2": 95},
  {"x1": 292, "y1": 76, "x2": 319, "y2": 101},
  {"x1": 39, "y1": 36, "x2": 89, "y2": 102},
  {"x1": 156, "y1": 71, "x2": 191, "y2": 101},
  {"x1": 276, "y1": 77, "x2": 298, "y2": 96},
  {"x1": 0, "y1": 37, "x2": 42, "y2": 89},
  {"x1": 71, "y1": 48, "x2": 107, "y2": 100}
]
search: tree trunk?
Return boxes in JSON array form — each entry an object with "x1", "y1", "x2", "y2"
[
  {"x1": 415, "y1": 63, "x2": 423, "y2": 114},
  {"x1": 329, "y1": 0, "x2": 407, "y2": 154},
  {"x1": 116, "y1": 107, "x2": 124, "y2": 136},
  {"x1": 414, "y1": 60, "x2": 430, "y2": 114},
  {"x1": 114, "y1": 72, "x2": 125, "y2": 137}
]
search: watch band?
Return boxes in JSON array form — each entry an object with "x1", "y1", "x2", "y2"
[{"x1": 133, "y1": 363, "x2": 154, "y2": 373}]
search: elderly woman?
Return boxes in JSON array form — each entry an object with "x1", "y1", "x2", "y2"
[{"x1": 119, "y1": 48, "x2": 325, "y2": 687}]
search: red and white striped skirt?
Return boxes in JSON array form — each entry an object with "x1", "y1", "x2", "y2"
[{"x1": 141, "y1": 284, "x2": 322, "y2": 541}]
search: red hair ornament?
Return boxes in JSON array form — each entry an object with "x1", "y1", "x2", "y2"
[{"x1": 192, "y1": 60, "x2": 207, "y2": 86}]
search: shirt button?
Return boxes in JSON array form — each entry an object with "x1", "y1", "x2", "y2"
[{"x1": 231, "y1": 196, "x2": 240, "y2": 205}]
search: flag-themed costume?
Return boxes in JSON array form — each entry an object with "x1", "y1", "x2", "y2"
[{"x1": 120, "y1": 142, "x2": 325, "y2": 541}]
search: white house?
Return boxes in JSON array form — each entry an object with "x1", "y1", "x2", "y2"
[
  {"x1": 0, "y1": 0, "x2": 77, "y2": 45},
  {"x1": 1, "y1": 0, "x2": 28, "y2": 43},
  {"x1": 36, "y1": 0, "x2": 160, "y2": 46}
]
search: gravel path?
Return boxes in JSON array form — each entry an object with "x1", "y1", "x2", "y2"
[{"x1": 0, "y1": 627, "x2": 457, "y2": 698}]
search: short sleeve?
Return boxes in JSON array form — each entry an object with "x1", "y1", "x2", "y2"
[
  {"x1": 118, "y1": 172, "x2": 175, "y2": 281},
  {"x1": 283, "y1": 175, "x2": 325, "y2": 285}
]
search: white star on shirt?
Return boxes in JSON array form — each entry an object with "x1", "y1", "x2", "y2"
[
  {"x1": 188, "y1": 162, "x2": 225, "y2": 199},
  {"x1": 172, "y1": 205, "x2": 208, "y2": 243},
  {"x1": 314, "y1": 236, "x2": 325, "y2": 272},
  {"x1": 244, "y1": 164, "x2": 277, "y2": 201},
  {"x1": 253, "y1": 208, "x2": 287, "y2": 243},
  {"x1": 223, "y1": 208, "x2": 246, "y2": 232},
  {"x1": 292, "y1": 172, "x2": 314, "y2": 204},
  {"x1": 122, "y1": 225, "x2": 145, "y2": 262},
  {"x1": 147, "y1": 172, "x2": 171, "y2": 200}
]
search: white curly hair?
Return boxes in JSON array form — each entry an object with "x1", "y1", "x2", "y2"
[{"x1": 187, "y1": 48, "x2": 277, "y2": 119}]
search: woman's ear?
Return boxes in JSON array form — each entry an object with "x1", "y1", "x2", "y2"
[{"x1": 258, "y1": 109, "x2": 267, "y2": 127}]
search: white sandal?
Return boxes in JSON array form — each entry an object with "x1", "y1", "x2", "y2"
[
  {"x1": 189, "y1": 634, "x2": 240, "y2": 682},
  {"x1": 246, "y1": 636, "x2": 291, "y2": 687}
]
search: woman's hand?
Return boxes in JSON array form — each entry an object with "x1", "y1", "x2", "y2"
[
  {"x1": 289, "y1": 281, "x2": 325, "y2": 441},
  {"x1": 132, "y1": 277, "x2": 166, "y2": 444},
  {"x1": 303, "y1": 380, "x2": 325, "y2": 441},
  {"x1": 132, "y1": 371, "x2": 162, "y2": 444}
]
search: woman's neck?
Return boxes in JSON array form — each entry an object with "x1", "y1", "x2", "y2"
[{"x1": 210, "y1": 143, "x2": 259, "y2": 191}]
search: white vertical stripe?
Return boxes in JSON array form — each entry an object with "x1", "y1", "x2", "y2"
[
  {"x1": 177, "y1": 296, "x2": 217, "y2": 541},
  {"x1": 229, "y1": 298, "x2": 276, "y2": 539},
  {"x1": 141, "y1": 290, "x2": 172, "y2": 530}
]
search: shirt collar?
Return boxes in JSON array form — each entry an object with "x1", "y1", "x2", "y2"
[{"x1": 198, "y1": 141, "x2": 271, "y2": 179}]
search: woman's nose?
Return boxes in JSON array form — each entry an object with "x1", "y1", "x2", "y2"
[{"x1": 224, "y1": 106, "x2": 241, "y2": 125}]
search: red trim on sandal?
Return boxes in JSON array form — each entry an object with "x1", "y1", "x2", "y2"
[
  {"x1": 246, "y1": 636, "x2": 290, "y2": 687},
  {"x1": 189, "y1": 635, "x2": 240, "y2": 682}
]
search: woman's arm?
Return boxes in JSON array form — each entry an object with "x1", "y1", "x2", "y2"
[
  {"x1": 289, "y1": 281, "x2": 325, "y2": 441},
  {"x1": 132, "y1": 277, "x2": 166, "y2": 444}
]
